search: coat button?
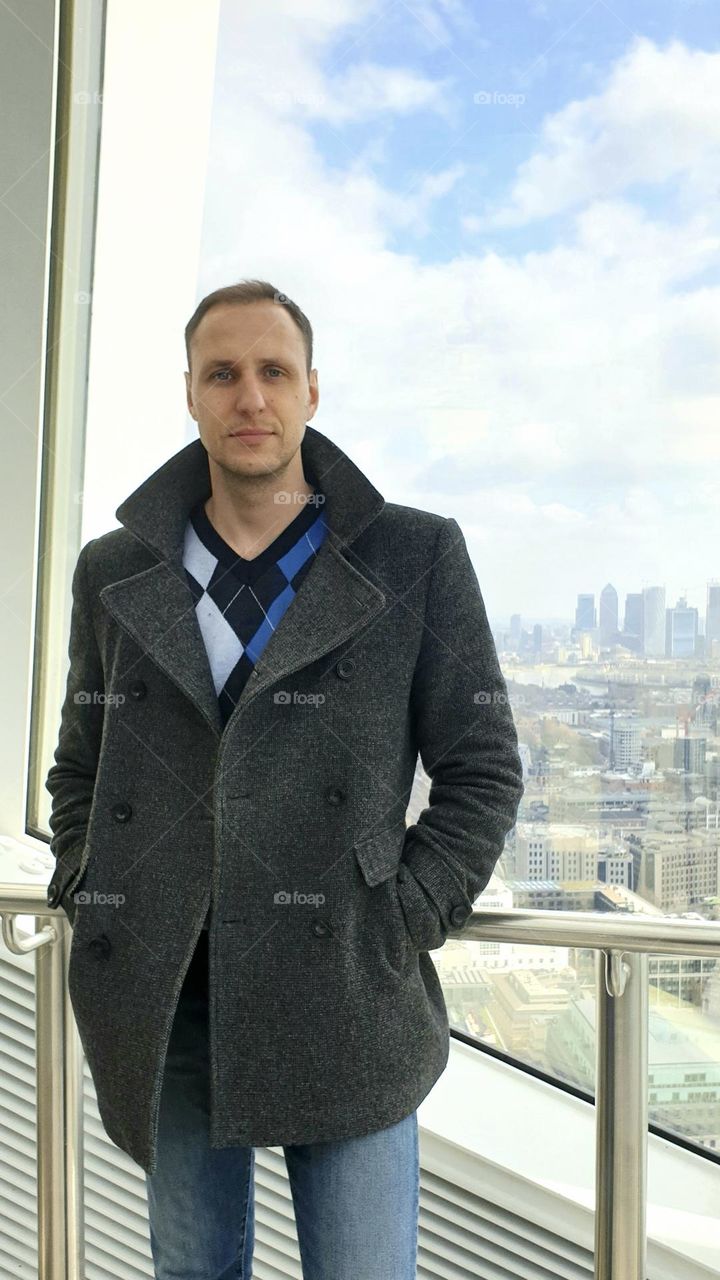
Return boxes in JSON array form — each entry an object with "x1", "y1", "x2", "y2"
[
  {"x1": 325, "y1": 787, "x2": 345, "y2": 807},
  {"x1": 311, "y1": 918, "x2": 333, "y2": 938},
  {"x1": 111, "y1": 802, "x2": 132, "y2": 823},
  {"x1": 335, "y1": 657, "x2": 355, "y2": 680},
  {"x1": 87, "y1": 934, "x2": 111, "y2": 959},
  {"x1": 129, "y1": 680, "x2": 147, "y2": 700},
  {"x1": 449, "y1": 904, "x2": 471, "y2": 928},
  {"x1": 47, "y1": 882, "x2": 60, "y2": 908}
]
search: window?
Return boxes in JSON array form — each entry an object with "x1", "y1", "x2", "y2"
[{"x1": 29, "y1": 0, "x2": 720, "y2": 1163}]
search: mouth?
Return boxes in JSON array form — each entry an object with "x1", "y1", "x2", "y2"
[{"x1": 228, "y1": 430, "x2": 273, "y2": 440}]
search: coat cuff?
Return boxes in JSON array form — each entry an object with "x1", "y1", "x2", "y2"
[{"x1": 46, "y1": 845, "x2": 85, "y2": 927}]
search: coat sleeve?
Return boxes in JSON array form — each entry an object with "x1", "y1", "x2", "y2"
[
  {"x1": 44, "y1": 539, "x2": 105, "y2": 926},
  {"x1": 396, "y1": 517, "x2": 524, "y2": 952}
]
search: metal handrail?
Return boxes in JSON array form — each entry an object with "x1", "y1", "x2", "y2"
[
  {"x1": 456, "y1": 908, "x2": 720, "y2": 1280},
  {"x1": 456, "y1": 907, "x2": 720, "y2": 956},
  {"x1": 0, "y1": 885, "x2": 81, "y2": 1280},
  {"x1": 0, "y1": 887, "x2": 719, "y2": 1280}
]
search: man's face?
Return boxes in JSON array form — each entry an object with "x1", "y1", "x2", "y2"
[{"x1": 184, "y1": 300, "x2": 319, "y2": 480}]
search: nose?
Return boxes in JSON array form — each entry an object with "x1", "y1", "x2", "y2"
[{"x1": 233, "y1": 374, "x2": 267, "y2": 413}]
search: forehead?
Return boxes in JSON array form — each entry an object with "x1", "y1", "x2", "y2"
[{"x1": 193, "y1": 301, "x2": 303, "y2": 364}]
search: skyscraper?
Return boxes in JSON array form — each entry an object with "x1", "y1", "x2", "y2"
[
  {"x1": 666, "y1": 597, "x2": 698, "y2": 658},
  {"x1": 575, "y1": 594, "x2": 596, "y2": 632},
  {"x1": 623, "y1": 593, "x2": 643, "y2": 653},
  {"x1": 643, "y1": 586, "x2": 666, "y2": 656},
  {"x1": 599, "y1": 583, "x2": 618, "y2": 646},
  {"x1": 707, "y1": 582, "x2": 720, "y2": 654}
]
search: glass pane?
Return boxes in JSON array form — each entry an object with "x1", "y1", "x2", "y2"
[
  {"x1": 35, "y1": 0, "x2": 720, "y2": 1168},
  {"x1": 442, "y1": 934, "x2": 720, "y2": 1154}
]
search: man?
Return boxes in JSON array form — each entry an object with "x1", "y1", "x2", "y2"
[{"x1": 45, "y1": 279, "x2": 525, "y2": 1278}]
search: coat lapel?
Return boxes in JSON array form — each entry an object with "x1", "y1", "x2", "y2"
[
  {"x1": 100, "y1": 559, "x2": 227, "y2": 737},
  {"x1": 99, "y1": 427, "x2": 388, "y2": 738}
]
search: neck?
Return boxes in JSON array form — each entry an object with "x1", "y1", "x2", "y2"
[{"x1": 204, "y1": 460, "x2": 316, "y2": 560}]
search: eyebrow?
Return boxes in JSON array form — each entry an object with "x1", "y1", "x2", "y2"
[{"x1": 201, "y1": 355, "x2": 295, "y2": 375}]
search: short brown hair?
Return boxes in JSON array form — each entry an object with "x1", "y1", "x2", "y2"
[{"x1": 185, "y1": 279, "x2": 313, "y2": 378}]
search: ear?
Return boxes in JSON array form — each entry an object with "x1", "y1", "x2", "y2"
[
  {"x1": 306, "y1": 369, "x2": 319, "y2": 420},
  {"x1": 184, "y1": 370, "x2": 195, "y2": 418}
]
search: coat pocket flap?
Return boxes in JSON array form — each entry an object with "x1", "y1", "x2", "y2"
[{"x1": 353, "y1": 823, "x2": 407, "y2": 887}]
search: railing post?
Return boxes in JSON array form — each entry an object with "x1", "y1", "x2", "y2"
[
  {"x1": 35, "y1": 917, "x2": 84, "y2": 1280},
  {"x1": 63, "y1": 931, "x2": 85, "y2": 1280},
  {"x1": 595, "y1": 949, "x2": 648, "y2": 1280},
  {"x1": 35, "y1": 916, "x2": 68, "y2": 1279}
]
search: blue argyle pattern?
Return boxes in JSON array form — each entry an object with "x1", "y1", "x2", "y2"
[{"x1": 183, "y1": 493, "x2": 327, "y2": 727}]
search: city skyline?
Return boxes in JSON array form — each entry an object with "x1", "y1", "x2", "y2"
[{"x1": 491, "y1": 580, "x2": 720, "y2": 634}]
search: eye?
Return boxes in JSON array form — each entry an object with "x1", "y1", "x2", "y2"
[{"x1": 212, "y1": 367, "x2": 284, "y2": 381}]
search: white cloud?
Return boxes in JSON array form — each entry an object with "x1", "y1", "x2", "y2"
[
  {"x1": 483, "y1": 37, "x2": 720, "y2": 227},
  {"x1": 309, "y1": 62, "x2": 456, "y2": 124},
  {"x1": 199, "y1": 13, "x2": 720, "y2": 617}
]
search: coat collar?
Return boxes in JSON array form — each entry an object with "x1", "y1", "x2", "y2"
[
  {"x1": 101, "y1": 425, "x2": 389, "y2": 739},
  {"x1": 114, "y1": 424, "x2": 385, "y2": 564}
]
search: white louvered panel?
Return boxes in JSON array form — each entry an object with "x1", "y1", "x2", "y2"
[
  {"x1": 418, "y1": 1169, "x2": 594, "y2": 1280},
  {"x1": 0, "y1": 952, "x2": 38, "y2": 1279},
  {"x1": 84, "y1": 1205, "x2": 154, "y2": 1278},
  {"x1": 0, "y1": 1223, "x2": 38, "y2": 1280},
  {"x1": 81, "y1": 1063, "x2": 154, "y2": 1279},
  {"x1": 0, "y1": 1228, "x2": 37, "y2": 1280},
  {"x1": 0, "y1": 1154, "x2": 36, "y2": 1206},
  {"x1": 0, "y1": 995, "x2": 36, "y2": 1056},
  {"x1": 253, "y1": 1147, "x2": 304, "y2": 1278},
  {"x1": 0, "y1": 1116, "x2": 35, "y2": 1176}
]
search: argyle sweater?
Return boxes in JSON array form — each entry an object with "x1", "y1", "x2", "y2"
[{"x1": 182, "y1": 484, "x2": 328, "y2": 930}]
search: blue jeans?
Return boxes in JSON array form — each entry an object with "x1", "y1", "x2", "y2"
[{"x1": 145, "y1": 932, "x2": 419, "y2": 1279}]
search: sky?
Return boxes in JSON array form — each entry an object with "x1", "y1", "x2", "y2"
[{"x1": 194, "y1": 0, "x2": 720, "y2": 628}]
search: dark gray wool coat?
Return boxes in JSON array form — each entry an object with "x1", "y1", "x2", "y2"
[{"x1": 44, "y1": 423, "x2": 524, "y2": 1176}]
